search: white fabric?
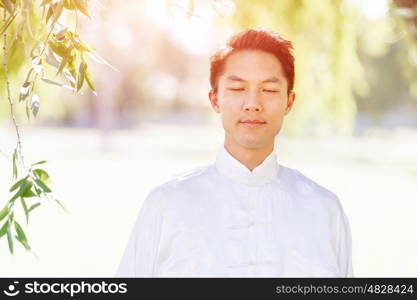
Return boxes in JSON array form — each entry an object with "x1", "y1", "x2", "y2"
[{"x1": 115, "y1": 146, "x2": 353, "y2": 277}]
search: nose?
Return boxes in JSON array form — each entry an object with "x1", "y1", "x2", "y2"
[{"x1": 243, "y1": 91, "x2": 262, "y2": 112}]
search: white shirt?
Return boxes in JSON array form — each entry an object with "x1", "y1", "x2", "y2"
[{"x1": 115, "y1": 146, "x2": 353, "y2": 277}]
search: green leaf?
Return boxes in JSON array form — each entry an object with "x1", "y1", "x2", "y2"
[
  {"x1": 86, "y1": 51, "x2": 119, "y2": 72},
  {"x1": 9, "y1": 176, "x2": 29, "y2": 192},
  {"x1": 21, "y1": 198, "x2": 29, "y2": 225},
  {"x1": 0, "y1": 205, "x2": 8, "y2": 222},
  {"x1": 55, "y1": 199, "x2": 69, "y2": 214},
  {"x1": 28, "y1": 203, "x2": 41, "y2": 213},
  {"x1": 0, "y1": 221, "x2": 8, "y2": 239},
  {"x1": 49, "y1": 40, "x2": 68, "y2": 58},
  {"x1": 67, "y1": 58, "x2": 77, "y2": 87},
  {"x1": 74, "y1": 40, "x2": 94, "y2": 52},
  {"x1": 23, "y1": 67, "x2": 34, "y2": 85},
  {"x1": 57, "y1": 46, "x2": 73, "y2": 75},
  {"x1": 63, "y1": 0, "x2": 76, "y2": 10},
  {"x1": 10, "y1": 180, "x2": 33, "y2": 202},
  {"x1": 74, "y1": 0, "x2": 91, "y2": 18},
  {"x1": 34, "y1": 179, "x2": 52, "y2": 193},
  {"x1": 2, "y1": 0, "x2": 13, "y2": 14},
  {"x1": 12, "y1": 148, "x2": 18, "y2": 180},
  {"x1": 63, "y1": 69, "x2": 76, "y2": 85},
  {"x1": 40, "y1": 0, "x2": 53, "y2": 6},
  {"x1": 14, "y1": 221, "x2": 31, "y2": 250},
  {"x1": 34, "y1": 187, "x2": 42, "y2": 196},
  {"x1": 77, "y1": 62, "x2": 86, "y2": 91},
  {"x1": 22, "y1": 188, "x2": 36, "y2": 198},
  {"x1": 33, "y1": 169, "x2": 51, "y2": 184},
  {"x1": 0, "y1": 11, "x2": 16, "y2": 35},
  {"x1": 26, "y1": 101, "x2": 31, "y2": 121},
  {"x1": 45, "y1": 48, "x2": 60, "y2": 68},
  {"x1": 46, "y1": 6, "x2": 53, "y2": 23},
  {"x1": 30, "y1": 94, "x2": 40, "y2": 118},
  {"x1": 19, "y1": 81, "x2": 32, "y2": 102},
  {"x1": 7, "y1": 221, "x2": 14, "y2": 254},
  {"x1": 41, "y1": 77, "x2": 75, "y2": 91},
  {"x1": 32, "y1": 160, "x2": 47, "y2": 166},
  {"x1": 85, "y1": 68, "x2": 96, "y2": 92},
  {"x1": 51, "y1": 0, "x2": 64, "y2": 24}
]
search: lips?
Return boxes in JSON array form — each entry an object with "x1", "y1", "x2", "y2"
[
  {"x1": 239, "y1": 120, "x2": 266, "y2": 127},
  {"x1": 240, "y1": 120, "x2": 266, "y2": 124}
]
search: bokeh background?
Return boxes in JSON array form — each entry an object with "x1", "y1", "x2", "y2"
[{"x1": 1, "y1": 0, "x2": 417, "y2": 276}]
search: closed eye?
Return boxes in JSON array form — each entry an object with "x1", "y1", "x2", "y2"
[
  {"x1": 263, "y1": 89, "x2": 278, "y2": 93},
  {"x1": 228, "y1": 88, "x2": 244, "y2": 91}
]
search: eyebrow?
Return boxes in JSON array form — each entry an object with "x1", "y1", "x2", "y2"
[{"x1": 226, "y1": 75, "x2": 281, "y2": 84}]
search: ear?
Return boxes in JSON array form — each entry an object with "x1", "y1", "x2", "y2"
[
  {"x1": 284, "y1": 90, "x2": 296, "y2": 115},
  {"x1": 208, "y1": 90, "x2": 220, "y2": 113}
]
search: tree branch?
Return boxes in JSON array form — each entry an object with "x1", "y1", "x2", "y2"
[{"x1": 3, "y1": 8, "x2": 25, "y2": 170}]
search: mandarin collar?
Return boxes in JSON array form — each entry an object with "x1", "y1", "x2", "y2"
[{"x1": 215, "y1": 146, "x2": 279, "y2": 186}]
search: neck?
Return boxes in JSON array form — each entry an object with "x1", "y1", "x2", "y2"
[{"x1": 224, "y1": 137, "x2": 274, "y2": 171}]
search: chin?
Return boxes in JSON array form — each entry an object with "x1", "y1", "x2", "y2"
[{"x1": 237, "y1": 137, "x2": 270, "y2": 149}]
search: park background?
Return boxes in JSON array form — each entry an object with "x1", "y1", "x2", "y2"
[{"x1": 1, "y1": 0, "x2": 417, "y2": 276}]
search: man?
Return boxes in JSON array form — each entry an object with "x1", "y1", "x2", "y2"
[{"x1": 115, "y1": 28, "x2": 353, "y2": 277}]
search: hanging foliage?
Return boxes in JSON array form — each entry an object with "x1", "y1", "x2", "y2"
[{"x1": 0, "y1": 0, "x2": 103, "y2": 255}]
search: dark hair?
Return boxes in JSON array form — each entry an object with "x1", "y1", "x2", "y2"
[{"x1": 209, "y1": 28, "x2": 295, "y2": 95}]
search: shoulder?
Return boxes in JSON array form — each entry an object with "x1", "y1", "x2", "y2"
[
  {"x1": 278, "y1": 164, "x2": 343, "y2": 212},
  {"x1": 146, "y1": 164, "x2": 215, "y2": 199}
]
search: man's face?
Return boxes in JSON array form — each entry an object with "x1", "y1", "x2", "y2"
[{"x1": 209, "y1": 49, "x2": 296, "y2": 151}]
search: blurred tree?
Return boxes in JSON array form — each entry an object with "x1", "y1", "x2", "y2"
[
  {"x1": 218, "y1": 0, "x2": 417, "y2": 135},
  {"x1": 217, "y1": 0, "x2": 366, "y2": 135},
  {"x1": 392, "y1": 0, "x2": 417, "y2": 99},
  {"x1": 350, "y1": 0, "x2": 417, "y2": 129}
]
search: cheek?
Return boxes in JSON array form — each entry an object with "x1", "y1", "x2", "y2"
[
  {"x1": 219, "y1": 97, "x2": 241, "y2": 116},
  {"x1": 263, "y1": 101, "x2": 283, "y2": 115},
  {"x1": 220, "y1": 109, "x2": 237, "y2": 127},
  {"x1": 264, "y1": 100, "x2": 287, "y2": 125}
]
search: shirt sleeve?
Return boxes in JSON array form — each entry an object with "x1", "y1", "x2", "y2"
[
  {"x1": 114, "y1": 187, "x2": 165, "y2": 277},
  {"x1": 337, "y1": 209, "x2": 354, "y2": 277}
]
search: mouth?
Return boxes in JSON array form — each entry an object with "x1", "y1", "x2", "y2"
[{"x1": 239, "y1": 120, "x2": 267, "y2": 127}]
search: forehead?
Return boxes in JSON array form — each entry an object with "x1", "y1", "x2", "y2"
[{"x1": 220, "y1": 49, "x2": 285, "y2": 83}]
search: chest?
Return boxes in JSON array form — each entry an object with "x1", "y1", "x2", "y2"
[{"x1": 155, "y1": 191, "x2": 339, "y2": 277}]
